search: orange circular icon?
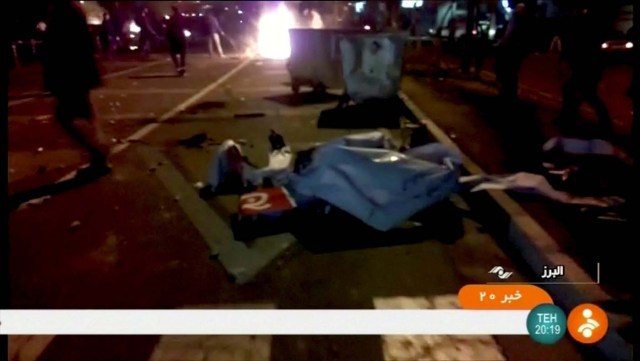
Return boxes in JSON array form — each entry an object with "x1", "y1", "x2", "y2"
[{"x1": 567, "y1": 303, "x2": 608, "y2": 344}]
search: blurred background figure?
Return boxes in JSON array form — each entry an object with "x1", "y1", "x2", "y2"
[
  {"x1": 99, "y1": 11, "x2": 115, "y2": 58},
  {"x1": 206, "y1": 10, "x2": 225, "y2": 58},
  {"x1": 135, "y1": 7, "x2": 158, "y2": 57},
  {"x1": 494, "y1": 1, "x2": 537, "y2": 103},
  {"x1": 553, "y1": 4, "x2": 614, "y2": 136},
  {"x1": 166, "y1": 5, "x2": 187, "y2": 76},
  {"x1": 42, "y1": 0, "x2": 110, "y2": 178}
]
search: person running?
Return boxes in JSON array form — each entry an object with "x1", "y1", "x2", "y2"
[
  {"x1": 42, "y1": 0, "x2": 110, "y2": 178},
  {"x1": 166, "y1": 5, "x2": 187, "y2": 76}
]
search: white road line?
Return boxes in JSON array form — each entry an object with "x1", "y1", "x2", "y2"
[
  {"x1": 8, "y1": 59, "x2": 167, "y2": 107},
  {"x1": 96, "y1": 88, "x2": 198, "y2": 95},
  {"x1": 56, "y1": 58, "x2": 252, "y2": 182}
]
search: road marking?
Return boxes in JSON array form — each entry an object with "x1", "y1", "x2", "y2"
[
  {"x1": 96, "y1": 88, "x2": 198, "y2": 95},
  {"x1": 108, "y1": 58, "x2": 252, "y2": 155},
  {"x1": 49, "y1": 58, "x2": 253, "y2": 185},
  {"x1": 136, "y1": 146, "x2": 296, "y2": 284},
  {"x1": 8, "y1": 59, "x2": 167, "y2": 107}
]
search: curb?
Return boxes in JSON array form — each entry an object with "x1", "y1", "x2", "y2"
[{"x1": 398, "y1": 91, "x2": 633, "y2": 361}]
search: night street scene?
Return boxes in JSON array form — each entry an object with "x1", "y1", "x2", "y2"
[{"x1": 5, "y1": 1, "x2": 636, "y2": 361}]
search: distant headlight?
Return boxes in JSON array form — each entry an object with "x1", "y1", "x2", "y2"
[
  {"x1": 625, "y1": 42, "x2": 633, "y2": 49},
  {"x1": 601, "y1": 42, "x2": 609, "y2": 49},
  {"x1": 184, "y1": 29, "x2": 191, "y2": 38},
  {"x1": 129, "y1": 22, "x2": 141, "y2": 33}
]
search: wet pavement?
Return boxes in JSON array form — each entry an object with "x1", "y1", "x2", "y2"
[{"x1": 6, "y1": 52, "x2": 610, "y2": 360}]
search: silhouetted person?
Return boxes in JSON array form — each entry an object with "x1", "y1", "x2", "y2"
[
  {"x1": 494, "y1": 1, "x2": 536, "y2": 103},
  {"x1": 99, "y1": 12, "x2": 115, "y2": 58},
  {"x1": 42, "y1": 1, "x2": 110, "y2": 177},
  {"x1": 167, "y1": 6, "x2": 187, "y2": 76},
  {"x1": 555, "y1": 6, "x2": 612, "y2": 136},
  {"x1": 206, "y1": 11, "x2": 225, "y2": 58},
  {"x1": 136, "y1": 7, "x2": 157, "y2": 57}
]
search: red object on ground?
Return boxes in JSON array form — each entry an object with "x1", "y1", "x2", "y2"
[{"x1": 238, "y1": 187, "x2": 297, "y2": 216}]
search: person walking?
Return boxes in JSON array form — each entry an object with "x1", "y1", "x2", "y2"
[
  {"x1": 42, "y1": 0, "x2": 110, "y2": 178},
  {"x1": 553, "y1": 5, "x2": 613, "y2": 136},
  {"x1": 206, "y1": 10, "x2": 225, "y2": 58},
  {"x1": 136, "y1": 7, "x2": 158, "y2": 57},
  {"x1": 166, "y1": 5, "x2": 187, "y2": 76}
]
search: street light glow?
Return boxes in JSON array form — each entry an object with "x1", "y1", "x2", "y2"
[{"x1": 625, "y1": 42, "x2": 633, "y2": 49}]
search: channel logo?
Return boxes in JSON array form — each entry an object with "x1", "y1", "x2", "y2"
[{"x1": 488, "y1": 266, "x2": 513, "y2": 280}]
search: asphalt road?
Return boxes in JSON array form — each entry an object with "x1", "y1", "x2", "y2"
[{"x1": 8, "y1": 54, "x2": 588, "y2": 361}]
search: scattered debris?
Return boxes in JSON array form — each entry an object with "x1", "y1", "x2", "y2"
[
  {"x1": 69, "y1": 220, "x2": 81, "y2": 229},
  {"x1": 17, "y1": 196, "x2": 51, "y2": 210},
  {"x1": 178, "y1": 132, "x2": 207, "y2": 148},
  {"x1": 234, "y1": 112, "x2": 265, "y2": 119},
  {"x1": 461, "y1": 172, "x2": 626, "y2": 208}
]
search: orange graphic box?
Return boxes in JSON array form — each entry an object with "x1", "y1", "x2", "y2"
[{"x1": 458, "y1": 284, "x2": 554, "y2": 310}]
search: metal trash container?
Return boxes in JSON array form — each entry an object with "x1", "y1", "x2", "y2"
[
  {"x1": 287, "y1": 28, "x2": 346, "y2": 94},
  {"x1": 339, "y1": 32, "x2": 407, "y2": 103}
]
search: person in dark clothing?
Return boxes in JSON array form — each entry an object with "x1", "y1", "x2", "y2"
[
  {"x1": 554, "y1": 6, "x2": 612, "y2": 135},
  {"x1": 42, "y1": 1, "x2": 110, "y2": 177},
  {"x1": 99, "y1": 12, "x2": 115, "y2": 58},
  {"x1": 494, "y1": 1, "x2": 536, "y2": 103},
  {"x1": 167, "y1": 6, "x2": 187, "y2": 76},
  {"x1": 206, "y1": 11, "x2": 225, "y2": 58},
  {"x1": 136, "y1": 7, "x2": 158, "y2": 57}
]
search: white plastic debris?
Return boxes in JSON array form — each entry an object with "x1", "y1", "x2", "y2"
[
  {"x1": 463, "y1": 172, "x2": 626, "y2": 208},
  {"x1": 17, "y1": 196, "x2": 51, "y2": 211}
]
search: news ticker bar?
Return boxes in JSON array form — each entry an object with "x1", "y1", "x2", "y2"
[{"x1": 0, "y1": 310, "x2": 529, "y2": 335}]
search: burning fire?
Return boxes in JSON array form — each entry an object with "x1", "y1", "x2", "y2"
[{"x1": 257, "y1": 3, "x2": 295, "y2": 59}]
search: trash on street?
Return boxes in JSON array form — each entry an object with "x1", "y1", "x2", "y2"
[
  {"x1": 461, "y1": 172, "x2": 626, "y2": 208},
  {"x1": 206, "y1": 131, "x2": 461, "y2": 232},
  {"x1": 178, "y1": 132, "x2": 208, "y2": 148}
]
